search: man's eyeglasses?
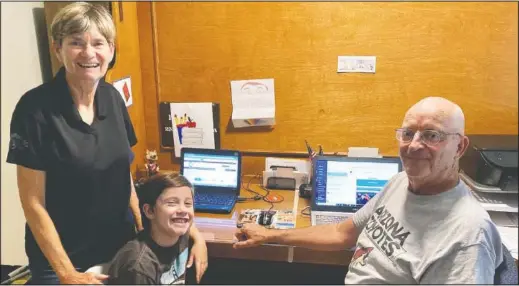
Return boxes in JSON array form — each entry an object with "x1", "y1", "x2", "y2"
[{"x1": 395, "y1": 128, "x2": 461, "y2": 146}]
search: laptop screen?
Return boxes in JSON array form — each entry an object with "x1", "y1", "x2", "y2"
[
  {"x1": 181, "y1": 148, "x2": 241, "y2": 189},
  {"x1": 312, "y1": 156, "x2": 402, "y2": 212}
]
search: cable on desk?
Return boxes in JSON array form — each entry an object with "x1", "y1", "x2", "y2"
[
  {"x1": 237, "y1": 173, "x2": 266, "y2": 202},
  {"x1": 300, "y1": 206, "x2": 311, "y2": 217},
  {"x1": 259, "y1": 185, "x2": 284, "y2": 212},
  {"x1": 237, "y1": 173, "x2": 286, "y2": 213}
]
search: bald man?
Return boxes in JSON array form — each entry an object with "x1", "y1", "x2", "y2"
[{"x1": 233, "y1": 97, "x2": 504, "y2": 284}]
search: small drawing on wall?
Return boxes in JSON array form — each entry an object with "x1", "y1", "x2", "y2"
[
  {"x1": 112, "y1": 76, "x2": 133, "y2": 107},
  {"x1": 170, "y1": 103, "x2": 217, "y2": 157},
  {"x1": 230, "y1": 78, "x2": 276, "y2": 128},
  {"x1": 173, "y1": 113, "x2": 202, "y2": 145}
]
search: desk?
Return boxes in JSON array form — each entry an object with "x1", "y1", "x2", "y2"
[
  {"x1": 194, "y1": 184, "x2": 353, "y2": 266},
  {"x1": 195, "y1": 184, "x2": 518, "y2": 267}
]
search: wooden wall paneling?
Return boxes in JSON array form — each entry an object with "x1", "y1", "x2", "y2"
[
  {"x1": 43, "y1": 2, "x2": 70, "y2": 75},
  {"x1": 44, "y1": 2, "x2": 147, "y2": 173},
  {"x1": 136, "y1": 2, "x2": 177, "y2": 173},
  {"x1": 107, "y1": 2, "x2": 147, "y2": 172},
  {"x1": 140, "y1": 2, "x2": 518, "y2": 175}
]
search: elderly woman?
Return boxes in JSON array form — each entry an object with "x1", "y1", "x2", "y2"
[{"x1": 7, "y1": 2, "x2": 207, "y2": 284}]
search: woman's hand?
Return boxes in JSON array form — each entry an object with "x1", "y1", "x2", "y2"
[{"x1": 188, "y1": 240, "x2": 208, "y2": 284}]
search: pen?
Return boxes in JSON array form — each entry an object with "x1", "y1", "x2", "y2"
[{"x1": 305, "y1": 140, "x2": 315, "y2": 158}]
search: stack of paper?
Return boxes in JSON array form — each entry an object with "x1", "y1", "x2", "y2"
[
  {"x1": 470, "y1": 190, "x2": 518, "y2": 213},
  {"x1": 489, "y1": 212, "x2": 518, "y2": 259}
]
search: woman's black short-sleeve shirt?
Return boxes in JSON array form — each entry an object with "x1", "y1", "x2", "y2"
[{"x1": 6, "y1": 67, "x2": 138, "y2": 269}]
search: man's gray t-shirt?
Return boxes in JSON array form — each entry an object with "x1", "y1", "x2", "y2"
[{"x1": 345, "y1": 172, "x2": 503, "y2": 284}]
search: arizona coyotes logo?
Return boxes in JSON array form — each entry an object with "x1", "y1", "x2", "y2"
[{"x1": 351, "y1": 247, "x2": 373, "y2": 266}]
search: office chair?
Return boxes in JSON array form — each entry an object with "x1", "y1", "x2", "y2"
[{"x1": 494, "y1": 244, "x2": 518, "y2": 285}]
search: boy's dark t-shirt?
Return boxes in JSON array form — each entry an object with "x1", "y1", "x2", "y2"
[{"x1": 108, "y1": 231, "x2": 190, "y2": 284}]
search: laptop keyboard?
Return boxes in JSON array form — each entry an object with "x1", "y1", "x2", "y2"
[
  {"x1": 315, "y1": 214, "x2": 348, "y2": 225},
  {"x1": 195, "y1": 193, "x2": 234, "y2": 206}
]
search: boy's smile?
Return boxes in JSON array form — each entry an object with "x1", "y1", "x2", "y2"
[{"x1": 146, "y1": 186, "x2": 194, "y2": 247}]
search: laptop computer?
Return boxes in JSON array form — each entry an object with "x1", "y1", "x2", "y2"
[
  {"x1": 311, "y1": 156, "x2": 402, "y2": 226},
  {"x1": 180, "y1": 148, "x2": 241, "y2": 214}
]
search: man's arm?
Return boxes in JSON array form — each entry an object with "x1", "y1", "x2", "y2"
[
  {"x1": 129, "y1": 174, "x2": 143, "y2": 231},
  {"x1": 232, "y1": 183, "x2": 389, "y2": 251},
  {"x1": 17, "y1": 166, "x2": 106, "y2": 284},
  {"x1": 234, "y1": 217, "x2": 360, "y2": 251}
]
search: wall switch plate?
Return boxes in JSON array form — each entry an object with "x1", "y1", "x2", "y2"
[{"x1": 337, "y1": 56, "x2": 376, "y2": 73}]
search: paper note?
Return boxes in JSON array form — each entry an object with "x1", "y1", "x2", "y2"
[
  {"x1": 489, "y1": 212, "x2": 518, "y2": 259},
  {"x1": 497, "y1": 226, "x2": 518, "y2": 259},
  {"x1": 170, "y1": 103, "x2": 216, "y2": 157},
  {"x1": 230, "y1": 78, "x2": 276, "y2": 128},
  {"x1": 112, "y1": 76, "x2": 133, "y2": 107},
  {"x1": 337, "y1": 56, "x2": 376, "y2": 73}
]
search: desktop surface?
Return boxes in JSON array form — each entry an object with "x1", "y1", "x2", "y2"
[{"x1": 193, "y1": 182, "x2": 352, "y2": 266}]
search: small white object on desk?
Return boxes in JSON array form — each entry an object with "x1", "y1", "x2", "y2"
[
  {"x1": 265, "y1": 157, "x2": 311, "y2": 174},
  {"x1": 347, "y1": 147, "x2": 381, "y2": 158}
]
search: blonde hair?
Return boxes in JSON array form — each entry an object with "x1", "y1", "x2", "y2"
[{"x1": 51, "y1": 2, "x2": 115, "y2": 45}]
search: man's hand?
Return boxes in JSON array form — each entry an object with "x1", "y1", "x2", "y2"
[
  {"x1": 233, "y1": 223, "x2": 272, "y2": 249},
  {"x1": 59, "y1": 270, "x2": 109, "y2": 285},
  {"x1": 188, "y1": 240, "x2": 208, "y2": 283}
]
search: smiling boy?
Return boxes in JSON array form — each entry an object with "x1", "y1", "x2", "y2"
[{"x1": 108, "y1": 172, "x2": 196, "y2": 284}]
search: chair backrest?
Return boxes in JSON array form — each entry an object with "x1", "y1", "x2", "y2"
[{"x1": 494, "y1": 244, "x2": 518, "y2": 285}]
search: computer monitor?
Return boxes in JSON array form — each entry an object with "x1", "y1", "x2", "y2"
[
  {"x1": 180, "y1": 148, "x2": 241, "y2": 194},
  {"x1": 311, "y1": 156, "x2": 402, "y2": 213}
]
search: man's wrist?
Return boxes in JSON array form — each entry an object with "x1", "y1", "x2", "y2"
[{"x1": 268, "y1": 229, "x2": 285, "y2": 244}]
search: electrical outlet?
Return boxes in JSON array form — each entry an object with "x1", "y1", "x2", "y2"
[{"x1": 337, "y1": 56, "x2": 376, "y2": 73}]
